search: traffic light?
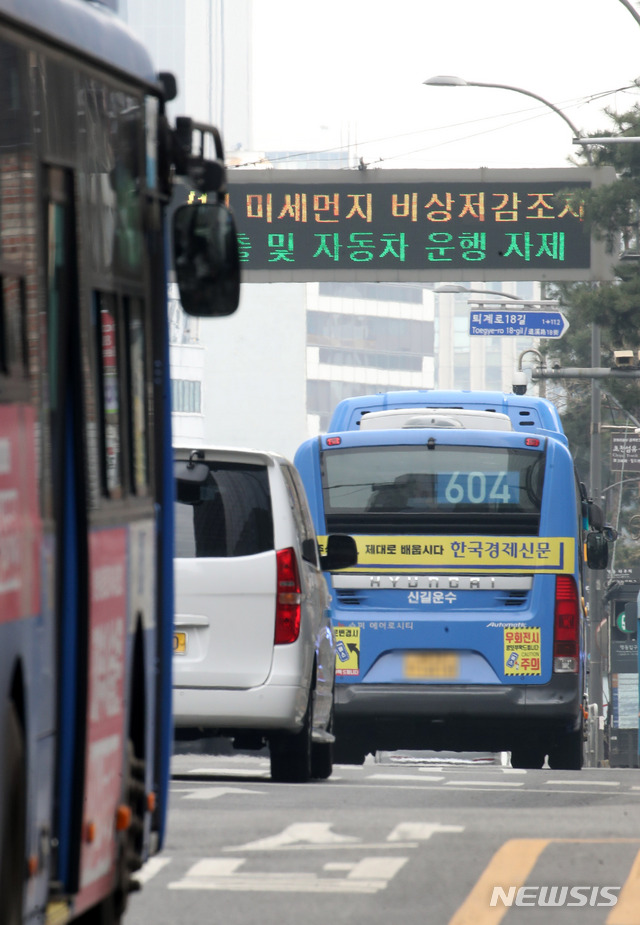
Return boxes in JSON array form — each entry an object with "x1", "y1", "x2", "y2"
[{"x1": 612, "y1": 600, "x2": 638, "y2": 635}]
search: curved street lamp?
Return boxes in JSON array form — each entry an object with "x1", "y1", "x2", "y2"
[
  {"x1": 423, "y1": 75, "x2": 594, "y2": 165},
  {"x1": 434, "y1": 284, "x2": 522, "y2": 301}
]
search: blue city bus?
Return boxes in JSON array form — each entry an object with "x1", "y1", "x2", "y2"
[
  {"x1": 0, "y1": 2, "x2": 238, "y2": 923},
  {"x1": 295, "y1": 390, "x2": 607, "y2": 770}
]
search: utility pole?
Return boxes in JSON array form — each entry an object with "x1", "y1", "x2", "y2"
[{"x1": 589, "y1": 324, "x2": 603, "y2": 766}]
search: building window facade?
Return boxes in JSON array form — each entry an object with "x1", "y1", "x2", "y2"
[{"x1": 171, "y1": 378, "x2": 201, "y2": 413}]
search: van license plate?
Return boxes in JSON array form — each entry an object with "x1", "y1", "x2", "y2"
[
  {"x1": 173, "y1": 631, "x2": 187, "y2": 655},
  {"x1": 404, "y1": 653, "x2": 459, "y2": 679}
]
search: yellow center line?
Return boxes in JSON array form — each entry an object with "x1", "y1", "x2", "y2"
[
  {"x1": 448, "y1": 838, "x2": 640, "y2": 925},
  {"x1": 607, "y1": 849, "x2": 640, "y2": 925},
  {"x1": 448, "y1": 839, "x2": 549, "y2": 925}
]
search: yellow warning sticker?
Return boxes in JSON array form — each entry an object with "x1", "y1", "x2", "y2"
[
  {"x1": 335, "y1": 626, "x2": 360, "y2": 676},
  {"x1": 504, "y1": 626, "x2": 542, "y2": 676}
]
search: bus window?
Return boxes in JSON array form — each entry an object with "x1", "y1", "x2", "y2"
[
  {"x1": 112, "y1": 93, "x2": 143, "y2": 277},
  {"x1": 96, "y1": 293, "x2": 123, "y2": 499},
  {"x1": 0, "y1": 277, "x2": 27, "y2": 379},
  {"x1": 125, "y1": 295, "x2": 149, "y2": 496},
  {"x1": 322, "y1": 444, "x2": 544, "y2": 535}
]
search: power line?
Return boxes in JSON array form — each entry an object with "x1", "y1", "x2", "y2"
[{"x1": 231, "y1": 82, "x2": 639, "y2": 169}]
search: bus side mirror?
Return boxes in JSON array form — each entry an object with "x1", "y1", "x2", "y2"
[
  {"x1": 321, "y1": 534, "x2": 358, "y2": 572},
  {"x1": 172, "y1": 202, "x2": 240, "y2": 317},
  {"x1": 586, "y1": 531, "x2": 609, "y2": 570}
]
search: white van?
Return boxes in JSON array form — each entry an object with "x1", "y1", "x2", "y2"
[{"x1": 172, "y1": 446, "x2": 356, "y2": 782}]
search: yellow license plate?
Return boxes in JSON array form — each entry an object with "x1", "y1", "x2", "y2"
[
  {"x1": 173, "y1": 631, "x2": 187, "y2": 655},
  {"x1": 404, "y1": 652, "x2": 459, "y2": 679}
]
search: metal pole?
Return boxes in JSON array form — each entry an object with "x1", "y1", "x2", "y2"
[{"x1": 589, "y1": 323, "x2": 603, "y2": 767}]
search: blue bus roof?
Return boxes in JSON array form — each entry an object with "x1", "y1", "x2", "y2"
[
  {"x1": 327, "y1": 390, "x2": 566, "y2": 440},
  {"x1": 319, "y1": 427, "x2": 551, "y2": 452},
  {"x1": 0, "y1": 0, "x2": 157, "y2": 86}
]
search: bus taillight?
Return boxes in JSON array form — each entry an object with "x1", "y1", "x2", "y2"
[
  {"x1": 275, "y1": 547, "x2": 302, "y2": 644},
  {"x1": 553, "y1": 574, "x2": 580, "y2": 672}
]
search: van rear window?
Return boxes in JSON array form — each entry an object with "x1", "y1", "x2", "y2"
[{"x1": 174, "y1": 461, "x2": 273, "y2": 558}]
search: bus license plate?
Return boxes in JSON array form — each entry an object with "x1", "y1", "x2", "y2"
[
  {"x1": 404, "y1": 653, "x2": 459, "y2": 679},
  {"x1": 173, "y1": 631, "x2": 187, "y2": 655}
]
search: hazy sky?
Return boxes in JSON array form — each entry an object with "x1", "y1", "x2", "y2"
[{"x1": 250, "y1": 0, "x2": 640, "y2": 169}]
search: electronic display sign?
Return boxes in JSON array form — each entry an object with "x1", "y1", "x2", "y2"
[{"x1": 174, "y1": 167, "x2": 616, "y2": 283}]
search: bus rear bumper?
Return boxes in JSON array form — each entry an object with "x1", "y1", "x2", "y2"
[{"x1": 334, "y1": 676, "x2": 583, "y2": 752}]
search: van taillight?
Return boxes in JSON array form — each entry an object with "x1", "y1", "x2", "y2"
[
  {"x1": 275, "y1": 547, "x2": 302, "y2": 644},
  {"x1": 553, "y1": 574, "x2": 580, "y2": 673}
]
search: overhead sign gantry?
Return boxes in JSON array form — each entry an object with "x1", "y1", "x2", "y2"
[{"x1": 208, "y1": 167, "x2": 617, "y2": 283}]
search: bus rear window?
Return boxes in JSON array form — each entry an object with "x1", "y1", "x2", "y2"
[{"x1": 321, "y1": 444, "x2": 544, "y2": 536}]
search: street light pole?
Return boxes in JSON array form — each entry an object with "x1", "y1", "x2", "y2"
[
  {"x1": 434, "y1": 284, "x2": 523, "y2": 300},
  {"x1": 423, "y1": 76, "x2": 594, "y2": 164},
  {"x1": 426, "y1": 73, "x2": 605, "y2": 763}
]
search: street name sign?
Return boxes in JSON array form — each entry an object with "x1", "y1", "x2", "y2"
[
  {"x1": 469, "y1": 309, "x2": 569, "y2": 338},
  {"x1": 611, "y1": 434, "x2": 640, "y2": 471}
]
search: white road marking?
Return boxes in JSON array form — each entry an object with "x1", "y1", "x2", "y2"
[
  {"x1": 346, "y1": 857, "x2": 408, "y2": 880},
  {"x1": 187, "y1": 766, "x2": 271, "y2": 779},
  {"x1": 545, "y1": 779, "x2": 620, "y2": 787},
  {"x1": 169, "y1": 856, "x2": 408, "y2": 893},
  {"x1": 367, "y1": 774, "x2": 445, "y2": 782},
  {"x1": 133, "y1": 857, "x2": 171, "y2": 885},
  {"x1": 174, "y1": 786, "x2": 266, "y2": 800},
  {"x1": 229, "y1": 823, "x2": 361, "y2": 851},
  {"x1": 387, "y1": 822, "x2": 465, "y2": 842},
  {"x1": 184, "y1": 859, "x2": 245, "y2": 877},
  {"x1": 444, "y1": 779, "x2": 524, "y2": 787}
]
